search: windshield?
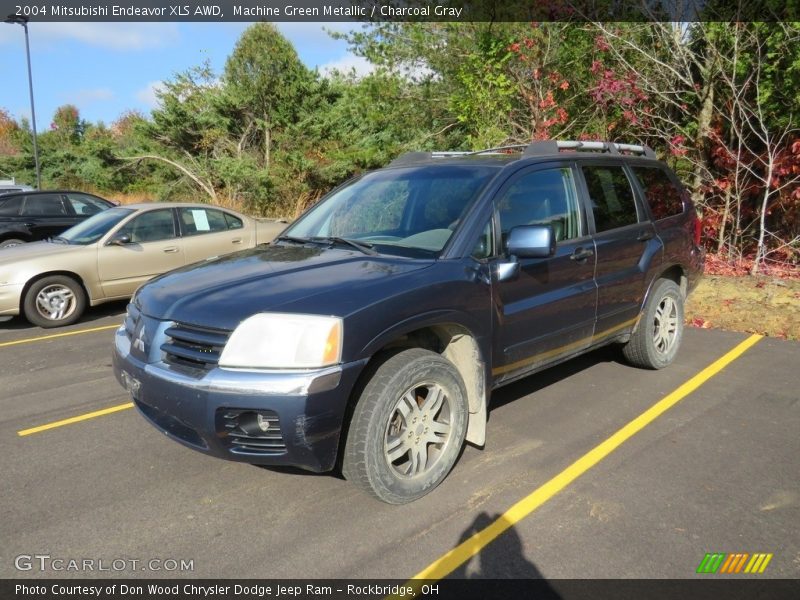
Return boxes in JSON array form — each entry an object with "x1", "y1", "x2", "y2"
[
  {"x1": 284, "y1": 165, "x2": 498, "y2": 256},
  {"x1": 60, "y1": 207, "x2": 135, "y2": 245}
]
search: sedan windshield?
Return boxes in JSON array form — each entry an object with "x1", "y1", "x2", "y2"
[
  {"x1": 283, "y1": 165, "x2": 498, "y2": 257},
  {"x1": 59, "y1": 207, "x2": 135, "y2": 245}
]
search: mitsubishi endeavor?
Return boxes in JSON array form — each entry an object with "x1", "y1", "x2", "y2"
[{"x1": 112, "y1": 140, "x2": 704, "y2": 504}]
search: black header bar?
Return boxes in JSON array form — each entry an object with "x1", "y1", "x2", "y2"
[
  {"x1": 1, "y1": 0, "x2": 799, "y2": 23},
  {"x1": 3, "y1": 579, "x2": 800, "y2": 600}
]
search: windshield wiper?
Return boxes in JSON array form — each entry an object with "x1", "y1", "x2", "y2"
[
  {"x1": 312, "y1": 236, "x2": 378, "y2": 256},
  {"x1": 50, "y1": 236, "x2": 70, "y2": 245},
  {"x1": 276, "y1": 234, "x2": 378, "y2": 256},
  {"x1": 275, "y1": 235, "x2": 312, "y2": 245}
]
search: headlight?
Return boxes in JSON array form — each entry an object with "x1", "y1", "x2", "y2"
[{"x1": 219, "y1": 313, "x2": 343, "y2": 369}]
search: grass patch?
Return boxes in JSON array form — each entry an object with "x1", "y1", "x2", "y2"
[{"x1": 686, "y1": 274, "x2": 800, "y2": 340}]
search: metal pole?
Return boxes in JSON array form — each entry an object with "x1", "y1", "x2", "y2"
[{"x1": 21, "y1": 20, "x2": 42, "y2": 189}]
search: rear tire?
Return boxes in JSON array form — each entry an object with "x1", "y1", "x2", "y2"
[
  {"x1": 23, "y1": 275, "x2": 87, "y2": 328},
  {"x1": 342, "y1": 348, "x2": 468, "y2": 504},
  {"x1": 0, "y1": 238, "x2": 26, "y2": 249},
  {"x1": 623, "y1": 279, "x2": 684, "y2": 369}
]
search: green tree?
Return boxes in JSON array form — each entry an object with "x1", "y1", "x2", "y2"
[{"x1": 223, "y1": 23, "x2": 314, "y2": 172}]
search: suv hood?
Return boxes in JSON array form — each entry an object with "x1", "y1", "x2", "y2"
[{"x1": 136, "y1": 244, "x2": 434, "y2": 330}]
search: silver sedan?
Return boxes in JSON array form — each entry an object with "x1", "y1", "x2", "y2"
[{"x1": 0, "y1": 202, "x2": 285, "y2": 327}]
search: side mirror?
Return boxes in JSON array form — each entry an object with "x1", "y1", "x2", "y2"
[
  {"x1": 496, "y1": 225, "x2": 557, "y2": 283},
  {"x1": 109, "y1": 233, "x2": 131, "y2": 246},
  {"x1": 506, "y1": 225, "x2": 556, "y2": 258}
]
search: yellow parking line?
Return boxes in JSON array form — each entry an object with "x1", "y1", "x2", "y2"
[
  {"x1": 402, "y1": 333, "x2": 763, "y2": 587},
  {"x1": 0, "y1": 324, "x2": 120, "y2": 348},
  {"x1": 17, "y1": 402, "x2": 134, "y2": 437}
]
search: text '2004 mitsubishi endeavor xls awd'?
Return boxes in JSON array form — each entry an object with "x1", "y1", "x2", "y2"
[{"x1": 113, "y1": 140, "x2": 704, "y2": 504}]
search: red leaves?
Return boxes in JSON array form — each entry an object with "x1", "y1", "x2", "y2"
[
  {"x1": 669, "y1": 134, "x2": 688, "y2": 157},
  {"x1": 705, "y1": 253, "x2": 800, "y2": 280},
  {"x1": 589, "y1": 66, "x2": 649, "y2": 122},
  {"x1": 594, "y1": 35, "x2": 610, "y2": 52},
  {"x1": 689, "y1": 317, "x2": 711, "y2": 328},
  {"x1": 539, "y1": 91, "x2": 556, "y2": 109}
]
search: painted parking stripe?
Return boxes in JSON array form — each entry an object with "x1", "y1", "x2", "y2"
[
  {"x1": 0, "y1": 324, "x2": 120, "y2": 348},
  {"x1": 17, "y1": 402, "x2": 134, "y2": 437},
  {"x1": 398, "y1": 333, "x2": 763, "y2": 588}
]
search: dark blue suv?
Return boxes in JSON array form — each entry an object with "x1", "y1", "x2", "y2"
[{"x1": 112, "y1": 141, "x2": 703, "y2": 504}]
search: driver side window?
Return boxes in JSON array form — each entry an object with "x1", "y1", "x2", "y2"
[{"x1": 497, "y1": 168, "x2": 582, "y2": 246}]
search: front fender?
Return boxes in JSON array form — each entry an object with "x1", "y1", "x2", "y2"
[{"x1": 357, "y1": 308, "x2": 487, "y2": 360}]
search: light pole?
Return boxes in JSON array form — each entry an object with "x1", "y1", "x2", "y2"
[{"x1": 5, "y1": 14, "x2": 41, "y2": 189}]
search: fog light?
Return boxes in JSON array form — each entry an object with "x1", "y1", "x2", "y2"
[
  {"x1": 237, "y1": 411, "x2": 274, "y2": 436},
  {"x1": 256, "y1": 413, "x2": 271, "y2": 432}
]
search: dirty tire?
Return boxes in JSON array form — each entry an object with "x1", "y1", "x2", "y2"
[
  {"x1": 23, "y1": 275, "x2": 86, "y2": 328},
  {"x1": 623, "y1": 278, "x2": 684, "y2": 369},
  {"x1": 342, "y1": 348, "x2": 468, "y2": 504},
  {"x1": 0, "y1": 238, "x2": 25, "y2": 249}
]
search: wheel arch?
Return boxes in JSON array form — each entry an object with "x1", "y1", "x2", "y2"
[
  {"x1": 633, "y1": 263, "x2": 687, "y2": 334},
  {"x1": 351, "y1": 315, "x2": 490, "y2": 448},
  {"x1": 0, "y1": 231, "x2": 33, "y2": 244},
  {"x1": 20, "y1": 270, "x2": 91, "y2": 313}
]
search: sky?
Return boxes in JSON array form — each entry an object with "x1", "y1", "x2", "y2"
[{"x1": 0, "y1": 22, "x2": 372, "y2": 127}]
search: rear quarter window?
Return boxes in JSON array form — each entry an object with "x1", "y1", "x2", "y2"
[{"x1": 632, "y1": 166, "x2": 686, "y2": 221}]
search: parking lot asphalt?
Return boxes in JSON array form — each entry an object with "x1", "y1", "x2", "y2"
[{"x1": 1, "y1": 306, "x2": 798, "y2": 581}]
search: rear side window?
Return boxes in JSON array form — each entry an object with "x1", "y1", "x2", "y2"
[
  {"x1": 22, "y1": 194, "x2": 68, "y2": 216},
  {"x1": 632, "y1": 166, "x2": 685, "y2": 220},
  {"x1": 0, "y1": 196, "x2": 22, "y2": 216},
  {"x1": 66, "y1": 193, "x2": 109, "y2": 216},
  {"x1": 582, "y1": 166, "x2": 638, "y2": 232},
  {"x1": 179, "y1": 208, "x2": 229, "y2": 236}
]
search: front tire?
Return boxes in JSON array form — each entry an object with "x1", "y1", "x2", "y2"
[
  {"x1": 623, "y1": 278, "x2": 684, "y2": 369},
  {"x1": 23, "y1": 275, "x2": 87, "y2": 328},
  {"x1": 342, "y1": 348, "x2": 468, "y2": 504},
  {"x1": 0, "y1": 238, "x2": 26, "y2": 249}
]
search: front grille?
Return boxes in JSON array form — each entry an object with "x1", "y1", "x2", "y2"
[
  {"x1": 161, "y1": 322, "x2": 230, "y2": 370},
  {"x1": 217, "y1": 409, "x2": 286, "y2": 455},
  {"x1": 123, "y1": 302, "x2": 140, "y2": 340}
]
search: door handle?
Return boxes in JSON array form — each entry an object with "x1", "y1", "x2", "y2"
[
  {"x1": 231, "y1": 237, "x2": 243, "y2": 244},
  {"x1": 570, "y1": 247, "x2": 594, "y2": 261},
  {"x1": 163, "y1": 246, "x2": 179, "y2": 253},
  {"x1": 24, "y1": 222, "x2": 35, "y2": 228},
  {"x1": 637, "y1": 231, "x2": 655, "y2": 242}
]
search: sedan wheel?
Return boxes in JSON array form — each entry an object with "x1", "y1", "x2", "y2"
[
  {"x1": 0, "y1": 238, "x2": 25, "y2": 249},
  {"x1": 23, "y1": 275, "x2": 87, "y2": 328}
]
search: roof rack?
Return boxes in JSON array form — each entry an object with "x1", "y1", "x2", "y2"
[
  {"x1": 523, "y1": 140, "x2": 656, "y2": 158},
  {"x1": 389, "y1": 140, "x2": 655, "y2": 166}
]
